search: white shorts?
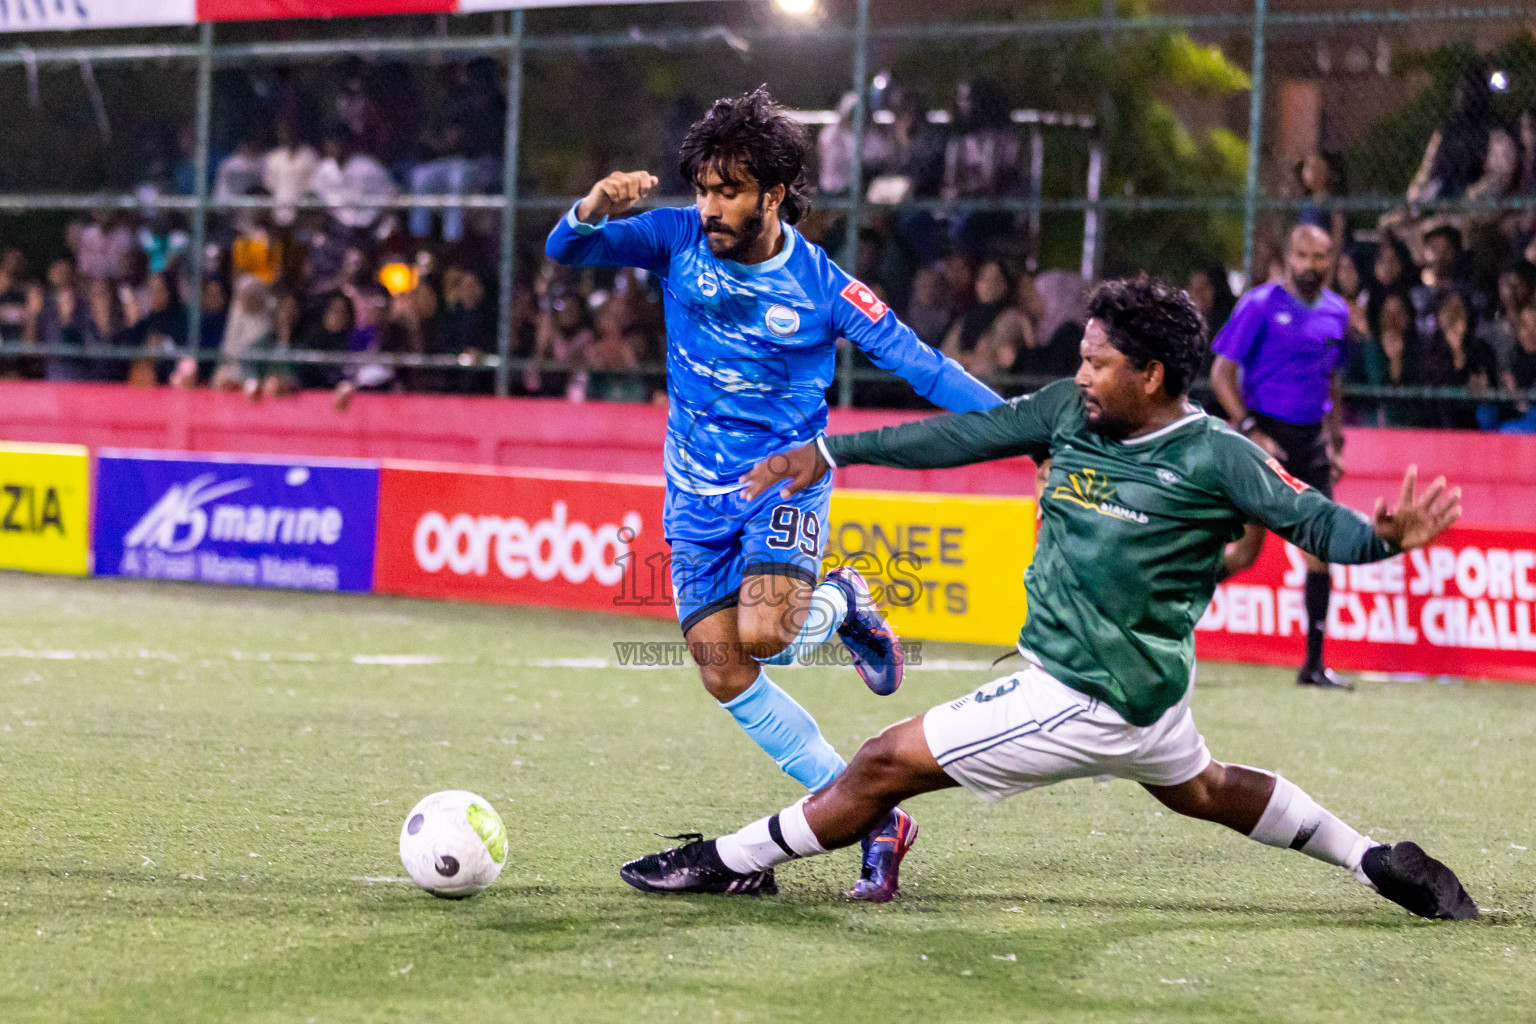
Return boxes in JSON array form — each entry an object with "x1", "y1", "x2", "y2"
[{"x1": 922, "y1": 661, "x2": 1212, "y2": 802}]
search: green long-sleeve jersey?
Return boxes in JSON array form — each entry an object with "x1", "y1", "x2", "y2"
[{"x1": 824, "y1": 379, "x2": 1396, "y2": 726}]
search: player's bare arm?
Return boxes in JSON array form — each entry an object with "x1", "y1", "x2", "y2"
[{"x1": 575, "y1": 170, "x2": 659, "y2": 224}]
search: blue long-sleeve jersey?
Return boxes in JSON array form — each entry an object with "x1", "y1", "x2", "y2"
[{"x1": 546, "y1": 203, "x2": 1003, "y2": 493}]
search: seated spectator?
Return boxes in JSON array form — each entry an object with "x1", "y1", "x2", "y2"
[
  {"x1": 264, "y1": 120, "x2": 319, "y2": 229},
  {"x1": 24, "y1": 258, "x2": 90, "y2": 382},
  {"x1": 526, "y1": 290, "x2": 593, "y2": 401},
  {"x1": 1032, "y1": 269, "x2": 1087, "y2": 344},
  {"x1": 1499, "y1": 305, "x2": 1536, "y2": 433},
  {"x1": 71, "y1": 210, "x2": 135, "y2": 283},
  {"x1": 939, "y1": 254, "x2": 976, "y2": 324},
  {"x1": 248, "y1": 287, "x2": 305, "y2": 401},
  {"x1": 296, "y1": 291, "x2": 355, "y2": 391},
  {"x1": 229, "y1": 210, "x2": 285, "y2": 286},
  {"x1": 440, "y1": 268, "x2": 494, "y2": 361},
  {"x1": 171, "y1": 278, "x2": 230, "y2": 389},
  {"x1": 1333, "y1": 246, "x2": 1371, "y2": 342},
  {"x1": 121, "y1": 271, "x2": 186, "y2": 387},
  {"x1": 214, "y1": 135, "x2": 267, "y2": 206},
  {"x1": 1365, "y1": 237, "x2": 1416, "y2": 338},
  {"x1": 1186, "y1": 265, "x2": 1236, "y2": 336},
  {"x1": 391, "y1": 278, "x2": 449, "y2": 393},
  {"x1": 333, "y1": 283, "x2": 394, "y2": 410},
  {"x1": 1422, "y1": 290, "x2": 1496, "y2": 430},
  {"x1": 941, "y1": 258, "x2": 1026, "y2": 386},
  {"x1": 211, "y1": 275, "x2": 275, "y2": 393},
  {"x1": 79, "y1": 280, "x2": 128, "y2": 382},
  {"x1": 1411, "y1": 224, "x2": 1487, "y2": 341},
  {"x1": 903, "y1": 263, "x2": 953, "y2": 348},
  {"x1": 1351, "y1": 292, "x2": 1423, "y2": 427},
  {"x1": 312, "y1": 129, "x2": 398, "y2": 233},
  {"x1": 584, "y1": 299, "x2": 648, "y2": 403},
  {"x1": 137, "y1": 213, "x2": 189, "y2": 275},
  {"x1": 1479, "y1": 259, "x2": 1536, "y2": 378}
]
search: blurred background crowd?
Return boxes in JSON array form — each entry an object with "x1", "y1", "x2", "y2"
[{"x1": 3, "y1": 3, "x2": 1536, "y2": 431}]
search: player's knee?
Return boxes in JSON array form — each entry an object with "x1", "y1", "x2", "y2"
[
  {"x1": 849, "y1": 726, "x2": 918, "y2": 795},
  {"x1": 696, "y1": 661, "x2": 756, "y2": 703},
  {"x1": 735, "y1": 620, "x2": 790, "y2": 660}
]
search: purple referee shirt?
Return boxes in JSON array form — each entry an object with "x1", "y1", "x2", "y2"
[{"x1": 1211, "y1": 280, "x2": 1349, "y2": 425}]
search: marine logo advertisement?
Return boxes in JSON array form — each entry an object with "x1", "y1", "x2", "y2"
[{"x1": 93, "y1": 451, "x2": 379, "y2": 592}]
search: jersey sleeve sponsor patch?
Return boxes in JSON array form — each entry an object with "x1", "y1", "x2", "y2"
[
  {"x1": 1265, "y1": 457, "x2": 1310, "y2": 494},
  {"x1": 839, "y1": 280, "x2": 889, "y2": 323}
]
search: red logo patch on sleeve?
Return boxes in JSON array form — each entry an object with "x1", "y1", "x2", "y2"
[
  {"x1": 1265, "y1": 457, "x2": 1310, "y2": 494},
  {"x1": 839, "y1": 280, "x2": 889, "y2": 323}
]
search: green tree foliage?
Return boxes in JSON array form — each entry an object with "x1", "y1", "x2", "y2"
[{"x1": 887, "y1": 0, "x2": 1250, "y2": 276}]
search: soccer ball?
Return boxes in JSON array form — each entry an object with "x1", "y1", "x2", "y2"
[{"x1": 399, "y1": 790, "x2": 507, "y2": 898}]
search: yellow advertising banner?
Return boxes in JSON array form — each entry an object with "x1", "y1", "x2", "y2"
[
  {"x1": 825, "y1": 488, "x2": 1036, "y2": 647},
  {"x1": 0, "y1": 442, "x2": 91, "y2": 575}
]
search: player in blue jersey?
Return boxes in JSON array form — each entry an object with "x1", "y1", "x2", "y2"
[{"x1": 546, "y1": 87, "x2": 1003, "y2": 900}]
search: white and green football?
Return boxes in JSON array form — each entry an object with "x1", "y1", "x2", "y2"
[{"x1": 399, "y1": 790, "x2": 507, "y2": 898}]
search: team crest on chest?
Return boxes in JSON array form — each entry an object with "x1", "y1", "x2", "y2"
[
  {"x1": 765, "y1": 304, "x2": 800, "y2": 337},
  {"x1": 1052, "y1": 467, "x2": 1150, "y2": 524},
  {"x1": 697, "y1": 272, "x2": 719, "y2": 297}
]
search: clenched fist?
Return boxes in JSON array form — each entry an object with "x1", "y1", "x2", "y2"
[{"x1": 577, "y1": 171, "x2": 659, "y2": 224}]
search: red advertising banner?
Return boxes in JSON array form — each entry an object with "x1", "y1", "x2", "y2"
[
  {"x1": 196, "y1": 0, "x2": 452, "y2": 22},
  {"x1": 373, "y1": 461, "x2": 672, "y2": 619},
  {"x1": 1195, "y1": 526, "x2": 1536, "y2": 683}
]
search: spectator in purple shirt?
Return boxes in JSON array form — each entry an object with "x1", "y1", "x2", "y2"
[{"x1": 1210, "y1": 224, "x2": 1352, "y2": 692}]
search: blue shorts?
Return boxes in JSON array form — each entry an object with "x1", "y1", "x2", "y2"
[{"x1": 665, "y1": 475, "x2": 832, "y2": 635}]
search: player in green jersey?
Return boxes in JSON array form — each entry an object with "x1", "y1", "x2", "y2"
[{"x1": 619, "y1": 275, "x2": 1478, "y2": 921}]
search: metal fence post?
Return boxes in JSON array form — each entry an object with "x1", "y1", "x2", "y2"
[
  {"x1": 838, "y1": 0, "x2": 870, "y2": 409},
  {"x1": 1089, "y1": 0, "x2": 1113, "y2": 283},
  {"x1": 495, "y1": 9, "x2": 525, "y2": 398},
  {"x1": 186, "y1": 21, "x2": 213, "y2": 357},
  {"x1": 1241, "y1": 0, "x2": 1268, "y2": 285}
]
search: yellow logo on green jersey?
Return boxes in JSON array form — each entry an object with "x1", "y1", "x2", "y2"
[{"x1": 1052, "y1": 468, "x2": 1150, "y2": 524}]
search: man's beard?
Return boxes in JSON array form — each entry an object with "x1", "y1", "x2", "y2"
[
  {"x1": 704, "y1": 203, "x2": 767, "y2": 261},
  {"x1": 1294, "y1": 270, "x2": 1324, "y2": 300},
  {"x1": 1082, "y1": 396, "x2": 1137, "y2": 440}
]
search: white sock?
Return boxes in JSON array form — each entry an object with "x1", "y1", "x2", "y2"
[
  {"x1": 1247, "y1": 773, "x2": 1377, "y2": 886},
  {"x1": 715, "y1": 797, "x2": 828, "y2": 874}
]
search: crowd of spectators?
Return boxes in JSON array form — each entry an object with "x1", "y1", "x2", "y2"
[{"x1": 3, "y1": 62, "x2": 1536, "y2": 430}]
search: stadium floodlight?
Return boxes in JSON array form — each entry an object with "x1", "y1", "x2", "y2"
[
  {"x1": 1490, "y1": 69, "x2": 1510, "y2": 92},
  {"x1": 774, "y1": 0, "x2": 817, "y2": 16}
]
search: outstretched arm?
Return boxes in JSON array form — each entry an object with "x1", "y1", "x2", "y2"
[
  {"x1": 1215, "y1": 432, "x2": 1460, "y2": 564},
  {"x1": 830, "y1": 272, "x2": 1001, "y2": 413},
  {"x1": 544, "y1": 170, "x2": 676, "y2": 273},
  {"x1": 740, "y1": 379, "x2": 1076, "y2": 500}
]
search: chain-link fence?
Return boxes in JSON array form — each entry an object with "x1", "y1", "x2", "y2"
[{"x1": 1, "y1": 1, "x2": 1533, "y2": 427}]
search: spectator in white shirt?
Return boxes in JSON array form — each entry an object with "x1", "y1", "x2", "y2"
[
  {"x1": 263, "y1": 121, "x2": 319, "y2": 228},
  {"x1": 311, "y1": 130, "x2": 398, "y2": 232},
  {"x1": 214, "y1": 135, "x2": 266, "y2": 206}
]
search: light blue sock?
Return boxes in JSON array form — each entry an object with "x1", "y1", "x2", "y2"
[
  {"x1": 720, "y1": 669, "x2": 847, "y2": 790},
  {"x1": 758, "y1": 578, "x2": 850, "y2": 666}
]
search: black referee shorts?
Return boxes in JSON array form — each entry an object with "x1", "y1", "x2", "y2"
[{"x1": 1252, "y1": 413, "x2": 1333, "y2": 500}]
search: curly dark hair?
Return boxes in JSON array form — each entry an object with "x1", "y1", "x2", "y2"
[
  {"x1": 678, "y1": 85, "x2": 812, "y2": 225},
  {"x1": 1086, "y1": 274, "x2": 1208, "y2": 398}
]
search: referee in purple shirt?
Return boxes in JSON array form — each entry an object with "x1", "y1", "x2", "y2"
[{"x1": 1211, "y1": 224, "x2": 1353, "y2": 691}]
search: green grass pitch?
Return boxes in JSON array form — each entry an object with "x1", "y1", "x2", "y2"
[{"x1": 2, "y1": 573, "x2": 1534, "y2": 1023}]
